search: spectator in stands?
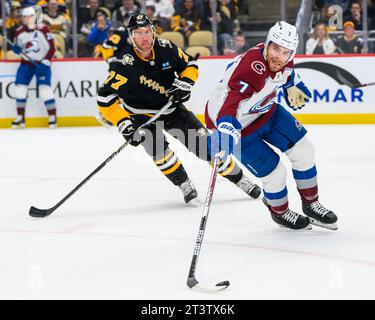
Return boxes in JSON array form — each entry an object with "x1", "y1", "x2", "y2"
[
  {"x1": 223, "y1": 31, "x2": 248, "y2": 55},
  {"x1": 171, "y1": 0, "x2": 202, "y2": 41},
  {"x1": 335, "y1": 20, "x2": 363, "y2": 53},
  {"x1": 344, "y1": 0, "x2": 364, "y2": 30},
  {"x1": 145, "y1": 0, "x2": 175, "y2": 19},
  {"x1": 202, "y1": 0, "x2": 237, "y2": 54},
  {"x1": 145, "y1": 4, "x2": 163, "y2": 35},
  {"x1": 43, "y1": 0, "x2": 71, "y2": 40},
  {"x1": 78, "y1": 0, "x2": 110, "y2": 57},
  {"x1": 78, "y1": 0, "x2": 110, "y2": 33},
  {"x1": 88, "y1": 12, "x2": 111, "y2": 47},
  {"x1": 111, "y1": 0, "x2": 141, "y2": 28},
  {"x1": 175, "y1": 0, "x2": 204, "y2": 17},
  {"x1": 145, "y1": 0, "x2": 175, "y2": 31},
  {"x1": 306, "y1": 22, "x2": 336, "y2": 54},
  {"x1": 6, "y1": 1, "x2": 22, "y2": 42},
  {"x1": 37, "y1": 0, "x2": 69, "y2": 16}
]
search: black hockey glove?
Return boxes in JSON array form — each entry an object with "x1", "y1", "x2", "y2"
[
  {"x1": 168, "y1": 77, "x2": 194, "y2": 105},
  {"x1": 118, "y1": 118, "x2": 145, "y2": 146}
]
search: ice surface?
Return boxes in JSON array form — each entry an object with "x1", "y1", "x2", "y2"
[{"x1": 0, "y1": 125, "x2": 374, "y2": 299}]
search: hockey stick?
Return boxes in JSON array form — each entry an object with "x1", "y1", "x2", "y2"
[
  {"x1": 29, "y1": 100, "x2": 173, "y2": 218},
  {"x1": 187, "y1": 151, "x2": 230, "y2": 292},
  {"x1": 4, "y1": 37, "x2": 37, "y2": 66}
]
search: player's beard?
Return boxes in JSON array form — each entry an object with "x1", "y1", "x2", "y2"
[{"x1": 267, "y1": 57, "x2": 285, "y2": 72}]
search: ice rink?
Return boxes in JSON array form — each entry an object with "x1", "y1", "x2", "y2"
[{"x1": 0, "y1": 124, "x2": 374, "y2": 300}]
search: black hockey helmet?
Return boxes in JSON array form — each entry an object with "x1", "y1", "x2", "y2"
[
  {"x1": 127, "y1": 14, "x2": 154, "y2": 34},
  {"x1": 127, "y1": 14, "x2": 156, "y2": 53}
]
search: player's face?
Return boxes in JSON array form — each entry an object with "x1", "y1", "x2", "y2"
[
  {"x1": 266, "y1": 42, "x2": 292, "y2": 72},
  {"x1": 132, "y1": 26, "x2": 154, "y2": 52},
  {"x1": 22, "y1": 14, "x2": 36, "y2": 29}
]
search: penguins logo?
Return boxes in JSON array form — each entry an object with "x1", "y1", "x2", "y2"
[{"x1": 118, "y1": 54, "x2": 134, "y2": 66}]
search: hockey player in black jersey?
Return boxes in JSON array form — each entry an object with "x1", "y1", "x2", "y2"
[{"x1": 96, "y1": 14, "x2": 261, "y2": 205}]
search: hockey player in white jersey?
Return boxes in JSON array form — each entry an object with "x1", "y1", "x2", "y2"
[
  {"x1": 11, "y1": 6, "x2": 57, "y2": 128},
  {"x1": 205, "y1": 21, "x2": 338, "y2": 230}
]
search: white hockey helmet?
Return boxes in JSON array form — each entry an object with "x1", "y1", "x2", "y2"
[
  {"x1": 21, "y1": 6, "x2": 36, "y2": 16},
  {"x1": 265, "y1": 21, "x2": 299, "y2": 62}
]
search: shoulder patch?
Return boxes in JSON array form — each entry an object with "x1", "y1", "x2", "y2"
[
  {"x1": 157, "y1": 38, "x2": 173, "y2": 48},
  {"x1": 117, "y1": 54, "x2": 134, "y2": 66}
]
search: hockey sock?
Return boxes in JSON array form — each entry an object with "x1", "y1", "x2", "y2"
[
  {"x1": 292, "y1": 165, "x2": 319, "y2": 204},
  {"x1": 263, "y1": 187, "x2": 289, "y2": 214},
  {"x1": 154, "y1": 148, "x2": 188, "y2": 186},
  {"x1": 217, "y1": 155, "x2": 243, "y2": 184},
  {"x1": 45, "y1": 99, "x2": 56, "y2": 115},
  {"x1": 16, "y1": 100, "x2": 26, "y2": 119}
]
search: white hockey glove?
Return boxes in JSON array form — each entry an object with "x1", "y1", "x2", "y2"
[{"x1": 283, "y1": 72, "x2": 312, "y2": 111}]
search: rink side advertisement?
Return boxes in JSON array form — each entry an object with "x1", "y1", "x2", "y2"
[{"x1": 1, "y1": 55, "x2": 375, "y2": 127}]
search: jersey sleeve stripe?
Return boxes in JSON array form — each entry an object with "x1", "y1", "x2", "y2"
[{"x1": 97, "y1": 93, "x2": 118, "y2": 106}]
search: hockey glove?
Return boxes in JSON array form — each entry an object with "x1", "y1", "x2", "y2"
[
  {"x1": 168, "y1": 77, "x2": 194, "y2": 105},
  {"x1": 283, "y1": 71, "x2": 312, "y2": 111},
  {"x1": 118, "y1": 118, "x2": 145, "y2": 147},
  {"x1": 208, "y1": 116, "x2": 242, "y2": 156},
  {"x1": 11, "y1": 44, "x2": 23, "y2": 55}
]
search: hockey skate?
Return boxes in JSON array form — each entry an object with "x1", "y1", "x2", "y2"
[
  {"x1": 235, "y1": 175, "x2": 261, "y2": 199},
  {"x1": 263, "y1": 197, "x2": 312, "y2": 230},
  {"x1": 179, "y1": 179, "x2": 201, "y2": 207},
  {"x1": 302, "y1": 201, "x2": 338, "y2": 230},
  {"x1": 48, "y1": 115, "x2": 57, "y2": 128},
  {"x1": 11, "y1": 116, "x2": 25, "y2": 129}
]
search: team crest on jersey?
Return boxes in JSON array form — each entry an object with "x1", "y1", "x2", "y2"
[
  {"x1": 139, "y1": 75, "x2": 168, "y2": 96},
  {"x1": 251, "y1": 61, "x2": 266, "y2": 75},
  {"x1": 118, "y1": 54, "x2": 134, "y2": 66},
  {"x1": 25, "y1": 40, "x2": 40, "y2": 53},
  {"x1": 157, "y1": 38, "x2": 172, "y2": 48}
]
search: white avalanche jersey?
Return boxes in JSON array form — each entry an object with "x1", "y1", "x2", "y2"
[
  {"x1": 15, "y1": 25, "x2": 55, "y2": 63},
  {"x1": 205, "y1": 43, "x2": 294, "y2": 137}
]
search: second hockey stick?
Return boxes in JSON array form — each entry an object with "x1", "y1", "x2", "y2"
[
  {"x1": 29, "y1": 100, "x2": 173, "y2": 218},
  {"x1": 187, "y1": 151, "x2": 230, "y2": 292}
]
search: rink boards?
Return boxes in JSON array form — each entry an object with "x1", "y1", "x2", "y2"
[{"x1": 1, "y1": 54, "x2": 375, "y2": 128}]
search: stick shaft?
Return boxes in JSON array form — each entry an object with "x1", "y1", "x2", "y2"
[{"x1": 188, "y1": 152, "x2": 221, "y2": 279}]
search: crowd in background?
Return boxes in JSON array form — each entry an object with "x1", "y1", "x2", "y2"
[
  {"x1": 0, "y1": 0, "x2": 245, "y2": 58},
  {"x1": 307, "y1": 0, "x2": 375, "y2": 54},
  {"x1": 2, "y1": 0, "x2": 375, "y2": 58}
]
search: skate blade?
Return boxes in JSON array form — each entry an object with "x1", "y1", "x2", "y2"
[
  {"x1": 12, "y1": 124, "x2": 25, "y2": 129},
  {"x1": 278, "y1": 223, "x2": 312, "y2": 231},
  {"x1": 308, "y1": 218, "x2": 338, "y2": 230},
  {"x1": 49, "y1": 124, "x2": 57, "y2": 129},
  {"x1": 187, "y1": 198, "x2": 203, "y2": 207}
]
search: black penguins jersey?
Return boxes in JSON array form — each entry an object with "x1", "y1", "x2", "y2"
[{"x1": 97, "y1": 38, "x2": 199, "y2": 125}]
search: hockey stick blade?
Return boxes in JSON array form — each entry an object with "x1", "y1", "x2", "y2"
[
  {"x1": 29, "y1": 206, "x2": 54, "y2": 218},
  {"x1": 187, "y1": 277, "x2": 230, "y2": 293}
]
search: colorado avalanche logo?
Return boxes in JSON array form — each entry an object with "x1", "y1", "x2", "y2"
[
  {"x1": 25, "y1": 40, "x2": 40, "y2": 53},
  {"x1": 248, "y1": 89, "x2": 277, "y2": 114},
  {"x1": 251, "y1": 61, "x2": 266, "y2": 75}
]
